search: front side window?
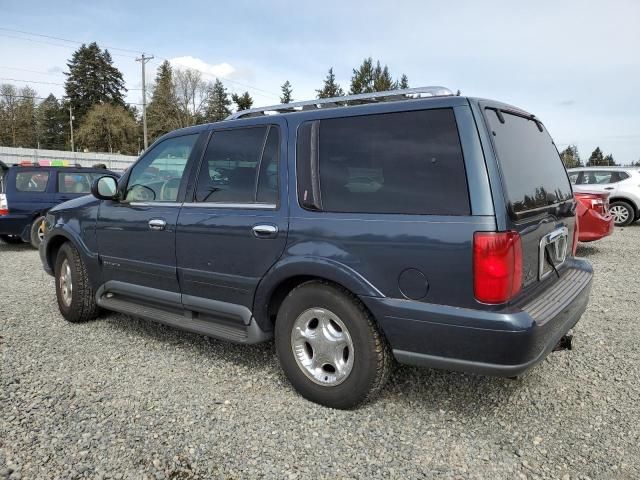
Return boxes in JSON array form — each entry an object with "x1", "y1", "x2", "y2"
[
  {"x1": 297, "y1": 109, "x2": 470, "y2": 215},
  {"x1": 195, "y1": 125, "x2": 279, "y2": 204},
  {"x1": 15, "y1": 171, "x2": 50, "y2": 192},
  {"x1": 124, "y1": 134, "x2": 198, "y2": 202},
  {"x1": 58, "y1": 172, "x2": 97, "y2": 194}
]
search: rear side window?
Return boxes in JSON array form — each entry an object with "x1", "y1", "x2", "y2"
[
  {"x1": 58, "y1": 172, "x2": 96, "y2": 194},
  {"x1": 485, "y1": 109, "x2": 572, "y2": 215},
  {"x1": 297, "y1": 109, "x2": 470, "y2": 215},
  {"x1": 195, "y1": 125, "x2": 279, "y2": 205},
  {"x1": 577, "y1": 170, "x2": 628, "y2": 185},
  {"x1": 15, "y1": 171, "x2": 50, "y2": 192}
]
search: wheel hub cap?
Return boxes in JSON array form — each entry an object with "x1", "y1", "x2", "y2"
[
  {"x1": 290, "y1": 308, "x2": 354, "y2": 386},
  {"x1": 37, "y1": 221, "x2": 45, "y2": 241},
  {"x1": 610, "y1": 205, "x2": 628, "y2": 224},
  {"x1": 58, "y1": 259, "x2": 73, "y2": 307}
]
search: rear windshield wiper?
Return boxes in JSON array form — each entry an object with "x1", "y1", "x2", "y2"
[{"x1": 544, "y1": 245, "x2": 561, "y2": 279}]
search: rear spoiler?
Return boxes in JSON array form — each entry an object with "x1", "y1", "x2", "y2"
[{"x1": 0, "y1": 160, "x2": 8, "y2": 171}]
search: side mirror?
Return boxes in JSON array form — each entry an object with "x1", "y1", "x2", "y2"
[{"x1": 91, "y1": 176, "x2": 119, "y2": 200}]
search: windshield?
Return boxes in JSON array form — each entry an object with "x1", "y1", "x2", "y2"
[{"x1": 485, "y1": 108, "x2": 572, "y2": 215}]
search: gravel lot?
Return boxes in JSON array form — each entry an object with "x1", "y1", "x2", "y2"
[{"x1": 1, "y1": 227, "x2": 640, "y2": 480}]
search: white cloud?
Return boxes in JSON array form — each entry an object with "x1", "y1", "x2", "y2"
[{"x1": 168, "y1": 56, "x2": 235, "y2": 79}]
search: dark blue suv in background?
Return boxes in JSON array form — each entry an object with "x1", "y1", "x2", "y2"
[
  {"x1": 0, "y1": 162, "x2": 119, "y2": 248},
  {"x1": 39, "y1": 87, "x2": 593, "y2": 408}
]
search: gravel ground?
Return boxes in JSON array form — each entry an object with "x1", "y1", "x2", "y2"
[{"x1": 1, "y1": 227, "x2": 640, "y2": 480}]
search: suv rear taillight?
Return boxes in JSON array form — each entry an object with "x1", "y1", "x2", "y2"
[
  {"x1": 0, "y1": 193, "x2": 8, "y2": 216},
  {"x1": 473, "y1": 231, "x2": 522, "y2": 304}
]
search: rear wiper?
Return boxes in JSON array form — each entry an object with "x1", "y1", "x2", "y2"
[{"x1": 544, "y1": 245, "x2": 561, "y2": 279}]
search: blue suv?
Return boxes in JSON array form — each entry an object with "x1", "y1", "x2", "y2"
[
  {"x1": 0, "y1": 162, "x2": 119, "y2": 248},
  {"x1": 39, "y1": 87, "x2": 593, "y2": 408}
]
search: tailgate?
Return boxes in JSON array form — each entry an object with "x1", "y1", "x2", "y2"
[{"x1": 483, "y1": 104, "x2": 576, "y2": 288}]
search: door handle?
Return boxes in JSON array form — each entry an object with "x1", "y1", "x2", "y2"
[
  {"x1": 148, "y1": 219, "x2": 167, "y2": 231},
  {"x1": 252, "y1": 224, "x2": 278, "y2": 238},
  {"x1": 604, "y1": 187, "x2": 614, "y2": 190}
]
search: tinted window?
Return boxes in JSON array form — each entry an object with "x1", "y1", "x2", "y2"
[
  {"x1": 195, "y1": 126, "x2": 279, "y2": 204},
  {"x1": 58, "y1": 172, "x2": 98, "y2": 194},
  {"x1": 577, "y1": 170, "x2": 628, "y2": 185},
  {"x1": 15, "y1": 171, "x2": 50, "y2": 192},
  {"x1": 485, "y1": 109, "x2": 572, "y2": 214},
  {"x1": 299, "y1": 109, "x2": 469, "y2": 215},
  {"x1": 256, "y1": 127, "x2": 279, "y2": 204},
  {"x1": 125, "y1": 134, "x2": 198, "y2": 202}
]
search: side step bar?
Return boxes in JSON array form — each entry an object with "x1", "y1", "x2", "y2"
[{"x1": 97, "y1": 295, "x2": 272, "y2": 344}]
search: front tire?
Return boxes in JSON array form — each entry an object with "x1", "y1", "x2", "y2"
[
  {"x1": 29, "y1": 215, "x2": 46, "y2": 249},
  {"x1": 275, "y1": 281, "x2": 391, "y2": 409},
  {"x1": 609, "y1": 201, "x2": 634, "y2": 227},
  {"x1": 55, "y1": 242, "x2": 100, "y2": 323}
]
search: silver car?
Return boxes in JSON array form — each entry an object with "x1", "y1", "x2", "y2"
[{"x1": 568, "y1": 167, "x2": 640, "y2": 226}]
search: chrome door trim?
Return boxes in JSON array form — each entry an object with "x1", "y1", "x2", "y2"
[{"x1": 181, "y1": 202, "x2": 277, "y2": 210}]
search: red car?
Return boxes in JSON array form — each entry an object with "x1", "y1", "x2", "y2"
[{"x1": 575, "y1": 191, "x2": 614, "y2": 242}]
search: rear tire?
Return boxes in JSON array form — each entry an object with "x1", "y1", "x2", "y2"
[
  {"x1": 0, "y1": 234, "x2": 24, "y2": 244},
  {"x1": 609, "y1": 201, "x2": 634, "y2": 227},
  {"x1": 29, "y1": 215, "x2": 46, "y2": 249},
  {"x1": 275, "y1": 281, "x2": 391, "y2": 409},
  {"x1": 55, "y1": 242, "x2": 100, "y2": 323}
]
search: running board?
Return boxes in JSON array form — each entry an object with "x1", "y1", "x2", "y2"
[{"x1": 97, "y1": 295, "x2": 272, "y2": 344}]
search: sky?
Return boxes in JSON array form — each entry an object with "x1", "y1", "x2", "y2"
[{"x1": 1, "y1": 0, "x2": 639, "y2": 163}]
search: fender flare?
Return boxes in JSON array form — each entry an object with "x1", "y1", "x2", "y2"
[
  {"x1": 44, "y1": 226, "x2": 101, "y2": 288},
  {"x1": 252, "y1": 255, "x2": 383, "y2": 330}
]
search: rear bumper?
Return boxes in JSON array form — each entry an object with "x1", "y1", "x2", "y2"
[
  {"x1": 360, "y1": 258, "x2": 592, "y2": 377},
  {"x1": 0, "y1": 214, "x2": 30, "y2": 236},
  {"x1": 578, "y1": 210, "x2": 614, "y2": 242}
]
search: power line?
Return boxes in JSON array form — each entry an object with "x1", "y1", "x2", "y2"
[
  {"x1": 0, "y1": 65, "x2": 65, "y2": 76},
  {"x1": 0, "y1": 26, "x2": 280, "y2": 99},
  {"x1": 0, "y1": 27, "x2": 142, "y2": 56},
  {"x1": 0, "y1": 33, "x2": 138, "y2": 59},
  {"x1": 0, "y1": 76, "x2": 143, "y2": 90},
  {"x1": 0, "y1": 92, "x2": 145, "y2": 106}
]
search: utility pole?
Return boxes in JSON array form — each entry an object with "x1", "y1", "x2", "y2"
[
  {"x1": 136, "y1": 53, "x2": 154, "y2": 150},
  {"x1": 69, "y1": 104, "x2": 74, "y2": 152}
]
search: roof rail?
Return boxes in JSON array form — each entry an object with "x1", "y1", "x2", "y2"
[{"x1": 226, "y1": 86, "x2": 454, "y2": 120}]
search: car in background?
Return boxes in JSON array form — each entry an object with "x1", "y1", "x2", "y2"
[
  {"x1": 568, "y1": 167, "x2": 640, "y2": 226},
  {"x1": 574, "y1": 191, "x2": 614, "y2": 242},
  {"x1": 0, "y1": 163, "x2": 119, "y2": 248}
]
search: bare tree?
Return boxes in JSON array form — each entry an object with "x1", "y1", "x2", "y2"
[{"x1": 173, "y1": 68, "x2": 208, "y2": 127}]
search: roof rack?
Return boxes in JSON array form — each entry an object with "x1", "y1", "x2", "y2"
[{"x1": 226, "y1": 86, "x2": 454, "y2": 120}]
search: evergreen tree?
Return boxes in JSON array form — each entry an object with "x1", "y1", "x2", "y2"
[
  {"x1": 0, "y1": 84, "x2": 19, "y2": 146},
  {"x1": 603, "y1": 154, "x2": 616, "y2": 166},
  {"x1": 232, "y1": 91, "x2": 253, "y2": 111},
  {"x1": 350, "y1": 57, "x2": 375, "y2": 94},
  {"x1": 147, "y1": 61, "x2": 180, "y2": 141},
  {"x1": 317, "y1": 67, "x2": 344, "y2": 98},
  {"x1": 76, "y1": 103, "x2": 138, "y2": 154},
  {"x1": 587, "y1": 147, "x2": 605, "y2": 166},
  {"x1": 559, "y1": 145, "x2": 582, "y2": 168},
  {"x1": 280, "y1": 80, "x2": 293, "y2": 104},
  {"x1": 204, "y1": 79, "x2": 232, "y2": 122},
  {"x1": 14, "y1": 87, "x2": 38, "y2": 148},
  {"x1": 398, "y1": 74, "x2": 409, "y2": 89},
  {"x1": 64, "y1": 42, "x2": 127, "y2": 123},
  {"x1": 372, "y1": 61, "x2": 395, "y2": 91},
  {"x1": 37, "y1": 94, "x2": 66, "y2": 149}
]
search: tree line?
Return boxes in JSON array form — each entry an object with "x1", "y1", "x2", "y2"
[
  {"x1": 559, "y1": 145, "x2": 640, "y2": 168},
  {"x1": 0, "y1": 43, "x2": 412, "y2": 155}
]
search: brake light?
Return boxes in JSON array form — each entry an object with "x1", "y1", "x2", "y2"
[
  {"x1": 0, "y1": 193, "x2": 8, "y2": 216},
  {"x1": 572, "y1": 215, "x2": 579, "y2": 256},
  {"x1": 473, "y1": 231, "x2": 523, "y2": 304}
]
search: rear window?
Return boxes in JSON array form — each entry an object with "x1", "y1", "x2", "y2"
[
  {"x1": 485, "y1": 109, "x2": 572, "y2": 215},
  {"x1": 15, "y1": 171, "x2": 50, "y2": 193},
  {"x1": 297, "y1": 109, "x2": 470, "y2": 215}
]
